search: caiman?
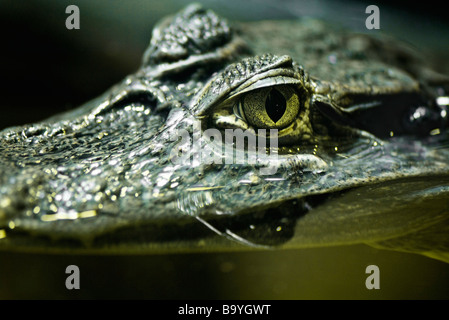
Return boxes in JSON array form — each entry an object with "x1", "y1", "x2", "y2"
[{"x1": 1, "y1": 4, "x2": 449, "y2": 262}]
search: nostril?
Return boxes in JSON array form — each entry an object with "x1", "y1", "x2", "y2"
[
  {"x1": 23, "y1": 127, "x2": 47, "y2": 138},
  {"x1": 108, "y1": 92, "x2": 157, "y2": 113}
]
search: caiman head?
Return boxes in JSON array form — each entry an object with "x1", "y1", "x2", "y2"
[{"x1": 0, "y1": 4, "x2": 449, "y2": 261}]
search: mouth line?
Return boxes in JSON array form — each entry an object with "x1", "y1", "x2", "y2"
[
  {"x1": 2, "y1": 169, "x2": 449, "y2": 255},
  {"x1": 0, "y1": 187, "x2": 346, "y2": 254}
]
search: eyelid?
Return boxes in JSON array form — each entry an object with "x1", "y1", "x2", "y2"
[
  {"x1": 191, "y1": 54, "x2": 296, "y2": 117},
  {"x1": 226, "y1": 73, "x2": 301, "y2": 102}
]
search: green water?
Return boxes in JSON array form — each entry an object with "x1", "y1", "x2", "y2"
[{"x1": 1, "y1": 245, "x2": 448, "y2": 299}]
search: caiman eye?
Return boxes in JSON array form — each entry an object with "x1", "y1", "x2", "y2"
[{"x1": 236, "y1": 85, "x2": 300, "y2": 129}]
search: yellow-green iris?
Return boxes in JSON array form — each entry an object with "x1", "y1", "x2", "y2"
[{"x1": 239, "y1": 85, "x2": 300, "y2": 129}]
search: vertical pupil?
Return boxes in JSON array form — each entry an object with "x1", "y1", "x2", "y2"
[{"x1": 265, "y1": 88, "x2": 286, "y2": 123}]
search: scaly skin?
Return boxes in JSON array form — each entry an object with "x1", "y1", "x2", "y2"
[{"x1": 0, "y1": 4, "x2": 448, "y2": 260}]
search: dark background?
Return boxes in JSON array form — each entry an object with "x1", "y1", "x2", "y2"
[{"x1": 1, "y1": 0, "x2": 448, "y2": 130}]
